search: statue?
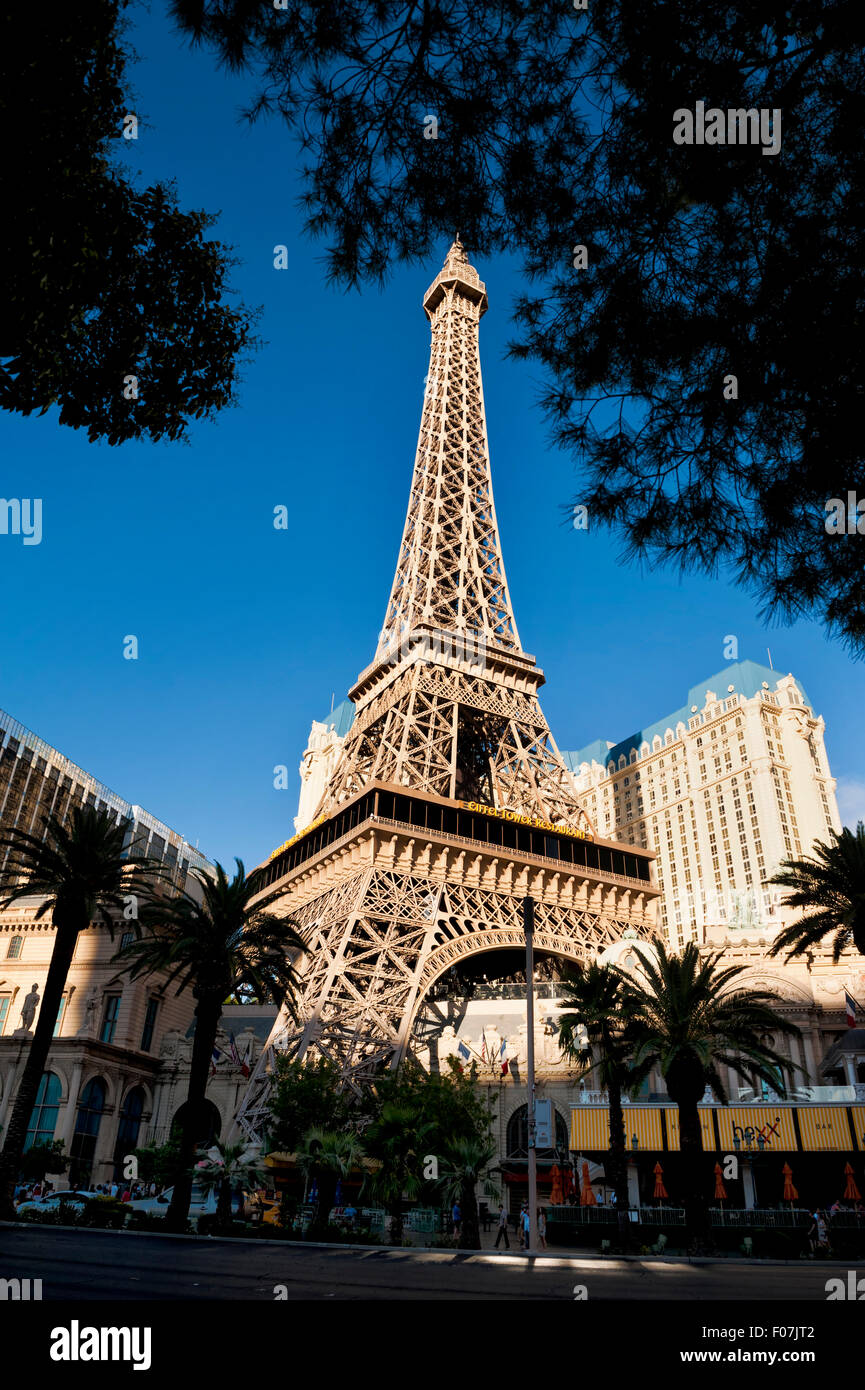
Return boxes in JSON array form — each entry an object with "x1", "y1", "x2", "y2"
[
  {"x1": 20, "y1": 984, "x2": 40, "y2": 1031},
  {"x1": 78, "y1": 989, "x2": 99, "y2": 1037}
]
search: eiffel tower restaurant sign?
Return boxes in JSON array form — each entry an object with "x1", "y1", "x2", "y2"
[{"x1": 238, "y1": 240, "x2": 660, "y2": 1131}]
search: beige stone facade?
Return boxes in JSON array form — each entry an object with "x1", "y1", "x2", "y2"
[{"x1": 564, "y1": 663, "x2": 840, "y2": 949}]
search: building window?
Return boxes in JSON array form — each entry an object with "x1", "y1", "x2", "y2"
[
  {"x1": 120, "y1": 931, "x2": 136, "y2": 953},
  {"x1": 140, "y1": 998, "x2": 159, "y2": 1053},
  {"x1": 6, "y1": 936, "x2": 22, "y2": 960},
  {"x1": 114, "y1": 1086, "x2": 146, "y2": 1176},
  {"x1": 0, "y1": 996, "x2": 9, "y2": 1035},
  {"x1": 25, "y1": 1071, "x2": 62, "y2": 1151},
  {"x1": 54, "y1": 994, "x2": 69, "y2": 1038},
  {"x1": 70, "y1": 1077, "x2": 107, "y2": 1187},
  {"x1": 506, "y1": 1104, "x2": 569, "y2": 1158},
  {"x1": 100, "y1": 996, "x2": 121, "y2": 1044}
]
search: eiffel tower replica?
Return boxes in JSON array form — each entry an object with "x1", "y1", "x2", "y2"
[{"x1": 236, "y1": 240, "x2": 659, "y2": 1138}]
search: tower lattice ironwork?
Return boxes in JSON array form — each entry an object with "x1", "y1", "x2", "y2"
[{"x1": 234, "y1": 241, "x2": 659, "y2": 1139}]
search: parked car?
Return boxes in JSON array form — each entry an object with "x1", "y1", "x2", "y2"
[
  {"x1": 128, "y1": 1183, "x2": 244, "y2": 1223},
  {"x1": 16, "y1": 1189, "x2": 102, "y2": 1215}
]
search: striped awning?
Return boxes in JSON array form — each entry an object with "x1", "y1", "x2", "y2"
[
  {"x1": 715, "y1": 1107, "x2": 797, "y2": 1152},
  {"x1": 665, "y1": 1108, "x2": 715, "y2": 1151},
  {"x1": 852, "y1": 1108, "x2": 865, "y2": 1152},
  {"x1": 570, "y1": 1107, "x2": 663, "y2": 1151},
  {"x1": 797, "y1": 1106, "x2": 854, "y2": 1152}
]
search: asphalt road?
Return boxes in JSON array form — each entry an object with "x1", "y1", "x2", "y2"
[{"x1": 0, "y1": 1224, "x2": 853, "y2": 1301}]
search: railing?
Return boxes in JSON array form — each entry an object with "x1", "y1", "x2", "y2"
[
  {"x1": 375, "y1": 816, "x2": 652, "y2": 891},
  {"x1": 546, "y1": 1206, "x2": 865, "y2": 1229}
]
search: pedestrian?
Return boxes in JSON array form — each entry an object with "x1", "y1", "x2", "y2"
[
  {"x1": 522, "y1": 1206, "x2": 531, "y2": 1247},
  {"x1": 121, "y1": 1186, "x2": 131, "y2": 1203},
  {"x1": 537, "y1": 1208, "x2": 547, "y2": 1250},
  {"x1": 148, "y1": 1181, "x2": 157, "y2": 1197},
  {"x1": 452, "y1": 1200, "x2": 462, "y2": 1241},
  {"x1": 110, "y1": 1180, "x2": 119, "y2": 1198},
  {"x1": 596, "y1": 1188, "x2": 605, "y2": 1206},
  {"x1": 518, "y1": 1200, "x2": 528, "y2": 1250},
  {"x1": 494, "y1": 1203, "x2": 510, "y2": 1250},
  {"x1": 808, "y1": 1210, "x2": 829, "y2": 1256}
]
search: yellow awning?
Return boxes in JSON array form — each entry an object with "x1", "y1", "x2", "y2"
[
  {"x1": 665, "y1": 1108, "x2": 715, "y2": 1151},
  {"x1": 852, "y1": 1107, "x2": 865, "y2": 1152},
  {"x1": 797, "y1": 1106, "x2": 854, "y2": 1152},
  {"x1": 570, "y1": 1107, "x2": 663, "y2": 1151},
  {"x1": 715, "y1": 1107, "x2": 797, "y2": 1152}
]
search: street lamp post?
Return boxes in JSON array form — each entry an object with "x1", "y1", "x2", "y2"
[{"x1": 524, "y1": 895, "x2": 538, "y2": 1254}]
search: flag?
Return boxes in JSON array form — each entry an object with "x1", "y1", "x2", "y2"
[
  {"x1": 481, "y1": 1032, "x2": 487, "y2": 1063},
  {"x1": 500, "y1": 1039, "x2": 509, "y2": 1076},
  {"x1": 845, "y1": 991, "x2": 857, "y2": 1028},
  {"x1": 230, "y1": 1032, "x2": 251, "y2": 1079},
  {"x1": 458, "y1": 1041, "x2": 471, "y2": 1061}
]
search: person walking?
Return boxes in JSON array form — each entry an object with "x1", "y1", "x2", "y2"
[
  {"x1": 537, "y1": 1208, "x2": 547, "y2": 1250},
  {"x1": 494, "y1": 1203, "x2": 510, "y2": 1250},
  {"x1": 518, "y1": 1200, "x2": 528, "y2": 1250},
  {"x1": 451, "y1": 1200, "x2": 462, "y2": 1241}
]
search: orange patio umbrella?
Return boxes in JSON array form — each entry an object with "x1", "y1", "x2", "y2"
[
  {"x1": 843, "y1": 1163, "x2": 862, "y2": 1202},
  {"x1": 580, "y1": 1161, "x2": 597, "y2": 1206},
  {"x1": 713, "y1": 1162, "x2": 728, "y2": 1204},
  {"x1": 652, "y1": 1162, "x2": 668, "y2": 1201},
  {"x1": 549, "y1": 1164, "x2": 563, "y2": 1205},
  {"x1": 782, "y1": 1162, "x2": 798, "y2": 1206}
]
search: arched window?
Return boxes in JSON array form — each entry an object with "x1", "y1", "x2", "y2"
[
  {"x1": 114, "y1": 1086, "x2": 146, "y2": 1174},
  {"x1": 70, "y1": 1077, "x2": 107, "y2": 1185},
  {"x1": 171, "y1": 1099, "x2": 221, "y2": 1147},
  {"x1": 653, "y1": 736, "x2": 662, "y2": 752},
  {"x1": 506, "y1": 1104, "x2": 569, "y2": 1158},
  {"x1": 25, "y1": 1071, "x2": 61, "y2": 1150},
  {"x1": 618, "y1": 755, "x2": 626, "y2": 770},
  {"x1": 629, "y1": 749, "x2": 637, "y2": 764}
]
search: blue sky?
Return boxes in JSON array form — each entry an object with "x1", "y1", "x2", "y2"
[{"x1": 2, "y1": 5, "x2": 863, "y2": 869}]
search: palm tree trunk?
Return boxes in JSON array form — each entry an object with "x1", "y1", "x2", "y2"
[
  {"x1": 606, "y1": 1075, "x2": 631, "y2": 1241},
  {"x1": 217, "y1": 1176, "x2": 232, "y2": 1227},
  {"x1": 167, "y1": 992, "x2": 222, "y2": 1231},
  {"x1": 676, "y1": 1097, "x2": 710, "y2": 1249},
  {"x1": 458, "y1": 1181, "x2": 480, "y2": 1250},
  {"x1": 0, "y1": 918, "x2": 79, "y2": 1218}
]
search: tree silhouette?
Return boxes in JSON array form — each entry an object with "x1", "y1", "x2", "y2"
[{"x1": 173, "y1": 0, "x2": 865, "y2": 650}]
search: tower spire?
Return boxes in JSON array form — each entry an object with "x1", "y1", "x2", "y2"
[{"x1": 379, "y1": 236, "x2": 517, "y2": 661}]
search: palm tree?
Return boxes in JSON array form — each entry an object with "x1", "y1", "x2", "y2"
[
  {"x1": 194, "y1": 1139, "x2": 267, "y2": 1228},
  {"x1": 362, "y1": 1102, "x2": 435, "y2": 1245},
  {"x1": 556, "y1": 961, "x2": 651, "y2": 1236},
  {"x1": 118, "y1": 859, "x2": 305, "y2": 1230},
  {"x1": 0, "y1": 807, "x2": 164, "y2": 1218},
  {"x1": 296, "y1": 1127, "x2": 366, "y2": 1234},
  {"x1": 437, "y1": 1137, "x2": 500, "y2": 1250},
  {"x1": 769, "y1": 823, "x2": 865, "y2": 961},
  {"x1": 617, "y1": 937, "x2": 799, "y2": 1248}
]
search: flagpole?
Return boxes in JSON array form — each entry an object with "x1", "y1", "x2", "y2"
[{"x1": 524, "y1": 895, "x2": 538, "y2": 1255}]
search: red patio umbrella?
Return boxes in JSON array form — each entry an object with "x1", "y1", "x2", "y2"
[
  {"x1": 652, "y1": 1162, "x2": 668, "y2": 1201},
  {"x1": 782, "y1": 1162, "x2": 798, "y2": 1207},
  {"x1": 549, "y1": 1164, "x2": 563, "y2": 1205},
  {"x1": 713, "y1": 1162, "x2": 728, "y2": 1205},
  {"x1": 843, "y1": 1163, "x2": 861, "y2": 1202},
  {"x1": 580, "y1": 1161, "x2": 597, "y2": 1206}
]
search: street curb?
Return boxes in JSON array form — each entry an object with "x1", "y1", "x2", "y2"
[{"x1": 2, "y1": 1221, "x2": 862, "y2": 1266}]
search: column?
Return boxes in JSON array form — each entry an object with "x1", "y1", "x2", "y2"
[
  {"x1": 627, "y1": 1159, "x2": 640, "y2": 1209},
  {"x1": 58, "y1": 1062, "x2": 83, "y2": 1151},
  {"x1": 742, "y1": 1157, "x2": 756, "y2": 1210}
]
